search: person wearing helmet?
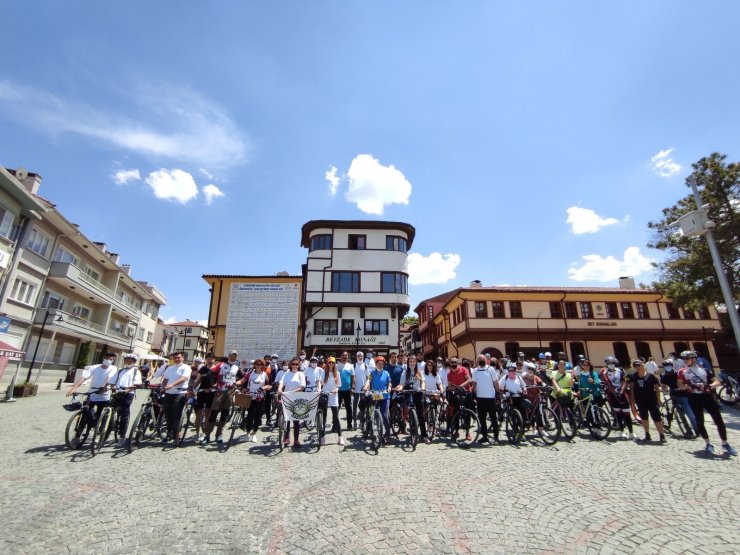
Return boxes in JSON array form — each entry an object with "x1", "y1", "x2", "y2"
[
  {"x1": 678, "y1": 351, "x2": 736, "y2": 455},
  {"x1": 304, "y1": 356, "x2": 324, "y2": 393},
  {"x1": 499, "y1": 362, "x2": 529, "y2": 422},
  {"x1": 192, "y1": 353, "x2": 217, "y2": 444},
  {"x1": 600, "y1": 356, "x2": 634, "y2": 439},
  {"x1": 363, "y1": 356, "x2": 392, "y2": 443},
  {"x1": 659, "y1": 358, "x2": 697, "y2": 438},
  {"x1": 108, "y1": 353, "x2": 142, "y2": 447},
  {"x1": 628, "y1": 360, "x2": 666, "y2": 443}
]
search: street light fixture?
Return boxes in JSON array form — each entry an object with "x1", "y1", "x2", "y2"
[
  {"x1": 355, "y1": 324, "x2": 362, "y2": 352},
  {"x1": 536, "y1": 309, "x2": 543, "y2": 349}
]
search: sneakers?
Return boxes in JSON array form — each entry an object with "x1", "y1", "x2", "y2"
[
  {"x1": 465, "y1": 434, "x2": 472, "y2": 442},
  {"x1": 638, "y1": 433, "x2": 651, "y2": 444},
  {"x1": 292, "y1": 441, "x2": 302, "y2": 449},
  {"x1": 705, "y1": 443, "x2": 715, "y2": 454},
  {"x1": 320, "y1": 436, "x2": 326, "y2": 446},
  {"x1": 338, "y1": 437, "x2": 345, "y2": 446},
  {"x1": 200, "y1": 435, "x2": 211, "y2": 445},
  {"x1": 621, "y1": 430, "x2": 629, "y2": 439},
  {"x1": 423, "y1": 437, "x2": 431, "y2": 444},
  {"x1": 215, "y1": 435, "x2": 223, "y2": 445},
  {"x1": 251, "y1": 433, "x2": 258, "y2": 443},
  {"x1": 477, "y1": 437, "x2": 488, "y2": 444},
  {"x1": 722, "y1": 443, "x2": 737, "y2": 456},
  {"x1": 116, "y1": 439, "x2": 126, "y2": 448},
  {"x1": 628, "y1": 432, "x2": 635, "y2": 440},
  {"x1": 659, "y1": 434, "x2": 667, "y2": 444},
  {"x1": 193, "y1": 433, "x2": 201, "y2": 443}
]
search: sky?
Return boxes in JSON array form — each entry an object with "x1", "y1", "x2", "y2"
[{"x1": 1, "y1": 1, "x2": 739, "y2": 323}]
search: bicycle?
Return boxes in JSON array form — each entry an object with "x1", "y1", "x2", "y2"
[
  {"x1": 572, "y1": 393, "x2": 611, "y2": 440},
  {"x1": 362, "y1": 390, "x2": 387, "y2": 454},
  {"x1": 227, "y1": 389, "x2": 255, "y2": 449},
  {"x1": 393, "y1": 389, "x2": 420, "y2": 448},
  {"x1": 174, "y1": 389, "x2": 196, "y2": 447},
  {"x1": 660, "y1": 390, "x2": 693, "y2": 437},
  {"x1": 423, "y1": 392, "x2": 443, "y2": 440},
  {"x1": 550, "y1": 392, "x2": 577, "y2": 440},
  {"x1": 447, "y1": 388, "x2": 480, "y2": 448},
  {"x1": 389, "y1": 391, "x2": 407, "y2": 436},
  {"x1": 497, "y1": 394, "x2": 525, "y2": 445},
  {"x1": 63, "y1": 392, "x2": 97, "y2": 450},
  {"x1": 128, "y1": 383, "x2": 166, "y2": 452},
  {"x1": 90, "y1": 387, "x2": 125, "y2": 456},
  {"x1": 718, "y1": 373, "x2": 739, "y2": 406},
  {"x1": 519, "y1": 385, "x2": 561, "y2": 445}
]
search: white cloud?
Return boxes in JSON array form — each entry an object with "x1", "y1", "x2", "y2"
[
  {"x1": 651, "y1": 148, "x2": 681, "y2": 178},
  {"x1": 0, "y1": 80, "x2": 249, "y2": 168},
  {"x1": 164, "y1": 316, "x2": 177, "y2": 324},
  {"x1": 197, "y1": 319, "x2": 208, "y2": 327},
  {"x1": 199, "y1": 168, "x2": 215, "y2": 180},
  {"x1": 145, "y1": 169, "x2": 198, "y2": 204},
  {"x1": 203, "y1": 184, "x2": 225, "y2": 205},
  {"x1": 566, "y1": 206, "x2": 620, "y2": 234},
  {"x1": 407, "y1": 252, "x2": 461, "y2": 285},
  {"x1": 567, "y1": 246, "x2": 654, "y2": 282},
  {"x1": 113, "y1": 168, "x2": 140, "y2": 185},
  {"x1": 344, "y1": 154, "x2": 412, "y2": 215},
  {"x1": 325, "y1": 166, "x2": 340, "y2": 196}
]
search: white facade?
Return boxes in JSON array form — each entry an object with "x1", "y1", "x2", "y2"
[{"x1": 300, "y1": 220, "x2": 414, "y2": 356}]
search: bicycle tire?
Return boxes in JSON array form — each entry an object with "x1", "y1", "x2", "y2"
[
  {"x1": 91, "y1": 407, "x2": 111, "y2": 457},
  {"x1": 127, "y1": 412, "x2": 143, "y2": 452},
  {"x1": 315, "y1": 411, "x2": 324, "y2": 451},
  {"x1": 371, "y1": 409, "x2": 382, "y2": 453},
  {"x1": 505, "y1": 408, "x2": 523, "y2": 445},
  {"x1": 588, "y1": 406, "x2": 612, "y2": 440},
  {"x1": 558, "y1": 407, "x2": 577, "y2": 440},
  {"x1": 661, "y1": 399, "x2": 673, "y2": 431},
  {"x1": 65, "y1": 410, "x2": 89, "y2": 450},
  {"x1": 408, "y1": 409, "x2": 419, "y2": 449},
  {"x1": 537, "y1": 406, "x2": 561, "y2": 446},
  {"x1": 718, "y1": 385, "x2": 738, "y2": 406},
  {"x1": 674, "y1": 406, "x2": 691, "y2": 436},
  {"x1": 451, "y1": 408, "x2": 479, "y2": 448},
  {"x1": 277, "y1": 411, "x2": 285, "y2": 452},
  {"x1": 389, "y1": 403, "x2": 403, "y2": 436},
  {"x1": 176, "y1": 405, "x2": 191, "y2": 447},
  {"x1": 426, "y1": 404, "x2": 437, "y2": 440},
  {"x1": 227, "y1": 410, "x2": 242, "y2": 449}
]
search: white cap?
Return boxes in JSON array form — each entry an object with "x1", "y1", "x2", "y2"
[
  {"x1": 544, "y1": 352, "x2": 552, "y2": 357},
  {"x1": 228, "y1": 349, "x2": 238, "y2": 356}
]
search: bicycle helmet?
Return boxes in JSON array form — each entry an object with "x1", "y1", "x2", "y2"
[
  {"x1": 123, "y1": 353, "x2": 137, "y2": 361},
  {"x1": 663, "y1": 358, "x2": 675, "y2": 366},
  {"x1": 193, "y1": 356, "x2": 204, "y2": 364},
  {"x1": 604, "y1": 356, "x2": 618, "y2": 365},
  {"x1": 63, "y1": 401, "x2": 82, "y2": 412},
  {"x1": 506, "y1": 362, "x2": 517, "y2": 370},
  {"x1": 680, "y1": 350, "x2": 697, "y2": 359},
  {"x1": 538, "y1": 353, "x2": 545, "y2": 359}
]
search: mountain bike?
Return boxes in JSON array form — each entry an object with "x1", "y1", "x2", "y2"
[
  {"x1": 362, "y1": 390, "x2": 387, "y2": 454},
  {"x1": 447, "y1": 388, "x2": 480, "y2": 448},
  {"x1": 393, "y1": 389, "x2": 420, "y2": 448},
  {"x1": 660, "y1": 390, "x2": 693, "y2": 437},
  {"x1": 128, "y1": 383, "x2": 165, "y2": 452},
  {"x1": 423, "y1": 393, "x2": 442, "y2": 440},
  {"x1": 718, "y1": 373, "x2": 739, "y2": 406},
  {"x1": 497, "y1": 394, "x2": 525, "y2": 445},
  {"x1": 90, "y1": 388, "x2": 125, "y2": 456},
  {"x1": 227, "y1": 389, "x2": 253, "y2": 450},
  {"x1": 572, "y1": 393, "x2": 611, "y2": 440},
  {"x1": 550, "y1": 393, "x2": 577, "y2": 440},
  {"x1": 63, "y1": 391, "x2": 97, "y2": 450},
  {"x1": 519, "y1": 385, "x2": 561, "y2": 445}
]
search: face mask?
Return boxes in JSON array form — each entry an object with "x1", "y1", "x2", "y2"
[
  {"x1": 450, "y1": 364, "x2": 458, "y2": 369},
  {"x1": 102, "y1": 359, "x2": 112, "y2": 367},
  {"x1": 299, "y1": 354, "x2": 306, "y2": 360},
  {"x1": 607, "y1": 364, "x2": 615, "y2": 370},
  {"x1": 436, "y1": 363, "x2": 443, "y2": 369},
  {"x1": 282, "y1": 365, "x2": 289, "y2": 371},
  {"x1": 271, "y1": 358, "x2": 278, "y2": 363},
  {"x1": 664, "y1": 365, "x2": 674, "y2": 372},
  {"x1": 478, "y1": 361, "x2": 486, "y2": 367},
  {"x1": 310, "y1": 362, "x2": 317, "y2": 368}
]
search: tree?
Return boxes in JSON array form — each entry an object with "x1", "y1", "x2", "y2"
[
  {"x1": 401, "y1": 315, "x2": 418, "y2": 327},
  {"x1": 647, "y1": 153, "x2": 739, "y2": 310}
]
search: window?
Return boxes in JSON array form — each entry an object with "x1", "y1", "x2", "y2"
[
  {"x1": 569, "y1": 342, "x2": 586, "y2": 362},
  {"x1": 693, "y1": 342, "x2": 711, "y2": 364},
  {"x1": 341, "y1": 319, "x2": 355, "y2": 335},
  {"x1": 682, "y1": 308, "x2": 696, "y2": 320},
  {"x1": 564, "y1": 302, "x2": 578, "y2": 319},
  {"x1": 53, "y1": 246, "x2": 79, "y2": 266},
  {"x1": 85, "y1": 267, "x2": 101, "y2": 282},
  {"x1": 504, "y1": 342, "x2": 520, "y2": 358},
  {"x1": 185, "y1": 338, "x2": 192, "y2": 347},
  {"x1": 509, "y1": 301, "x2": 522, "y2": 318},
  {"x1": 698, "y1": 306, "x2": 711, "y2": 319},
  {"x1": 10, "y1": 278, "x2": 37, "y2": 305},
  {"x1": 26, "y1": 227, "x2": 51, "y2": 257},
  {"x1": 331, "y1": 271, "x2": 360, "y2": 293},
  {"x1": 72, "y1": 304, "x2": 91, "y2": 320},
  {"x1": 41, "y1": 290, "x2": 66, "y2": 311},
  {"x1": 491, "y1": 301, "x2": 505, "y2": 318},
  {"x1": 636, "y1": 303, "x2": 649, "y2": 319},
  {"x1": 386, "y1": 235, "x2": 408, "y2": 252},
  {"x1": 25, "y1": 338, "x2": 56, "y2": 362},
  {"x1": 185, "y1": 327, "x2": 193, "y2": 333},
  {"x1": 381, "y1": 272, "x2": 408, "y2": 294},
  {"x1": 146, "y1": 331, "x2": 153, "y2": 343},
  {"x1": 348, "y1": 234, "x2": 366, "y2": 250},
  {"x1": 549, "y1": 342, "x2": 564, "y2": 356},
  {"x1": 314, "y1": 319, "x2": 338, "y2": 335},
  {"x1": 620, "y1": 302, "x2": 635, "y2": 319},
  {"x1": 137, "y1": 328, "x2": 145, "y2": 340},
  {"x1": 673, "y1": 342, "x2": 689, "y2": 355},
  {"x1": 474, "y1": 301, "x2": 487, "y2": 318},
  {"x1": 579, "y1": 302, "x2": 592, "y2": 319},
  {"x1": 309, "y1": 234, "x2": 332, "y2": 251},
  {"x1": 612, "y1": 342, "x2": 629, "y2": 367},
  {"x1": 549, "y1": 302, "x2": 563, "y2": 319},
  {"x1": 0, "y1": 204, "x2": 15, "y2": 238},
  {"x1": 111, "y1": 320, "x2": 125, "y2": 333},
  {"x1": 665, "y1": 303, "x2": 679, "y2": 319},
  {"x1": 635, "y1": 341, "x2": 652, "y2": 361},
  {"x1": 428, "y1": 306, "x2": 433, "y2": 321},
  {"x1": 364, "y1": 319, "x2": 388, "y2": 335},
  {"x1": 58, "y1": 343, "x2": 76, "y2": 365},
  {"x1": 605, "y1": 302, "x2": 619, "y2": 319}
]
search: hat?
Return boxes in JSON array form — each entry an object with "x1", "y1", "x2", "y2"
[
  {"x1": 310, "y1": 356, "x2": 318, "y2": 362},
  {"x1": 271, "y1": 354, "x2": 279, "y2": 359},
  {"x1": 327, "y1": 356, "x2": 336, "y2": 363},
  {"x1": 374, "y1": 356, "x2": 386, "y2": 363},
  {"x1": 632, "y1": 359, "x2": 643, "y2": 366},
  {"x1": 538, "y1": 353, "x2": 545, "y2": 359},
  {"x1": 228, "y1": 349, "x2": 238, "y2": 356},
  {"x1": 544, "y1": 352, "x2": 552, "y2": 357}
]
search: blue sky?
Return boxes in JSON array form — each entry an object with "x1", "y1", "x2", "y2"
[{"x1": 1, "y1": 1, "x2": 739, "y2": 322}]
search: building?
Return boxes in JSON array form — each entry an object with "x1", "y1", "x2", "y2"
[
  {"x1": 162, "y1": 320, "x2": 209, "y2": 362},
  {"x1": 0, "y1": 166, "x2": 168, "y2": 383},
  {"x1": 300, "y1": 220, "x2": 414, "y2": 357},
  {"x1": 203, "y1": 274, "x2": 303, "y2": 361},
  {"x1": 415, "y1": 277, "x2": 723, "y2": 367}
]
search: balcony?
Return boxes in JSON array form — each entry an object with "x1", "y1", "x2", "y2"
[{"x1": 33, "y1": 308, "x2": 129, "y2": 347}]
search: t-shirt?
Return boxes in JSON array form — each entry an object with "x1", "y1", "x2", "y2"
[
  {"x1": 86, "y1": 364, "x2": 118, "y2": 402},
  {"x1": 629, "y1": 372, "x2": 659, "y2": 405},
  {"x1": 522, "y1": 373, "x2": 543, "y2": 403},
  {"x1": 499, "y1": 374, "x2": 526, "y2": 397},
  {"x1": 405, "y1": 370, "x2": 424, "y2": 392},
  {"x1": 274, "y1": 369, "x2": 287, "y2": 386},
  {"x1": 162, "y1": 363, "x2": 192, "y2": 395},
  {"x1": 473, "y1": 368, "x2": 497, "y2": 399},
  {"x1": 368, "y1": 369, "x2": 391, "y2": 399},
  {"x1": 304, "y1": 366, "x2": 324, "y2": 391},
  {"x1": 110, "y1": 366, "x2": 142, "y2": 390},
  {"x1": 248, "y1": 371, "x2": 268, "y2": 394},
  {"x1": 280, "y1": 371, "x2": 306, "y2": 392},
  {"x1": 353, "y1": 362, "x2": 369, "y2": 393},
  {"x1": 339, "y1": 363, "x2": 354, "y2": 391},
  {"x1": 324, "y1": 372, "x2": 340, "y2": 407},
  {"x1": 438, "y1": 366, "x2": 449, "y2": 388},
  {"x1": 424, "y1": 373, "x2": 443, "y2": 394},
  {"x1": 679, "y1": 364, "x2": 715, "y2": 393},
  {"x1": 216, "y1": 361, "x2": 239, "y2": 389},
  {"x1": 645, "y1": 360, "x2": 659, "y2": 375},
  {"x1": 198, "y1": 364, "x2": 217, "y2": 390},
  {"x1": 551, "y1": 370, "x2": 573, "y2": 390},
  {"x1": 660, "y1": 371, "x2": 687, "y2": 397},
  {"x1": 387, "y1": 363, "x2": 405, "y2": 388},
  {"x1": 447, "y1": 367, "x2": 471, "y2": 390}
]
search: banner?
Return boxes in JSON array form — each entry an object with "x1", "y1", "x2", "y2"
[{"x1": 281, "y1": 391, "x2": 321, "y2": 422}]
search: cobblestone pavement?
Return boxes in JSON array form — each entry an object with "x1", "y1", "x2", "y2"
[{"x1": 1, "y1": 389, "x2": 738, "y2": 554}]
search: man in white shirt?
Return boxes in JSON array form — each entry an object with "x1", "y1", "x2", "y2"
[
  {"x1": 109, "y1": 353, "x2": 142, "y2": 447},
  {"x1": 68, "y1": 351, "x2": 118, "y2": 432},
  {"x1": 364, "y1": 348, "x2": 376, "y2": 369},
  {"x1": 161, "y1": 351, "x2": 192, "y2": 443},
  {"x1": 472, "y1": 355, "x2": 499, "y2": 443},
  {"x1": 352, "y1": 351, "x2": 370, "y2": 429},
  {"x1": 645, "y1": 357, "x2": 659, "y2": 375}
]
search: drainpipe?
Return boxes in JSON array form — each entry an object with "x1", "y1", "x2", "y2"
[{"x1": 560, "y1": 293, "x2": 568, "y2": 354}]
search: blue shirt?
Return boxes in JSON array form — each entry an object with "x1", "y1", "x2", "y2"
[
  {"x1": 387, "y1": 363, "x2": 405, "y2": 388},
  {"x1": 369, "y1": 369, "x2": 391, "y2": 399},
  {"x1": 339, "y1": 365, "x2": 353, "y2": 391},
  {"x1": 579, "y1": 372, "x2": 602, "y2": 398}
]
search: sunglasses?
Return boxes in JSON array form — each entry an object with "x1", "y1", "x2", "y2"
[{"x1": 291, "y1": 363, "x2": 299, "y2": 366}]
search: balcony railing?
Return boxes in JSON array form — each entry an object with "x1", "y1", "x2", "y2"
[{"x1": 77, "y1": 268, "x2": 115, "y2": 297}]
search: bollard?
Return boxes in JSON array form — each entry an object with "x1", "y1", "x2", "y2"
[{"x1": 56, "y1": 379, "x2": 62, "y2": 390}]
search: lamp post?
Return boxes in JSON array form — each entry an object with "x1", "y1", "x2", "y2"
[
  {"x1": 128, "y1": 321, "x2": 139, "y2": 352},
  {"x1": 355, "y1": 324, "x2": 362, "y2": 352},
  {"x1": 536, "y1": 309, "x2": 543, "y2": 349},
  {"x1": 26, "y1": 310, "x2": 63, "y2": 383},
  {"x1": 179, "y1": 328, "x2": 189, "y2": 361}
]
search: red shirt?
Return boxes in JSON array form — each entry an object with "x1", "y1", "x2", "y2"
[{"x1": 447, "y1": 366, "x2": 471, "y2": 390}]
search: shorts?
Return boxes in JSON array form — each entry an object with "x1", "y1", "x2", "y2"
[
  {"x1": 210, "y1": 390, "x2": 233, "y2": 413},
  {"x1": 195, "y1": 390, "x2": 215, "y2": 410},
  {"x1": 636, "y1": 401, "x2": 661, "y2": 422}
]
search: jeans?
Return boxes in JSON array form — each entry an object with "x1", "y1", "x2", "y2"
[
  {"x1": 115, "y1": 392, "x2": 135, "y2": 437},
  {"x1": 672, "y1": 395, "x2": 698, "y2": 432},
  {"x1": 246, "y1": 399, "x2": 264, "y2": 433},
  {"x1": 338, "y1": 390, "x2": 352, "y2": 427}
]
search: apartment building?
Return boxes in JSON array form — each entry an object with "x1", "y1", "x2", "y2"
[
  {"x1": 415, "y1": 277, "x2": 725, "y2": 367},
  {"x1": 0, "y1": 166, "x2": 167, "y2": 382},
  {"x1": 164, "y1": 320, "x2": 209, "y2": 362}
]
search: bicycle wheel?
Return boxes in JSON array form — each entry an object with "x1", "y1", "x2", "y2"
[
  {"x1": 127, "y1": 411, "x2": 144, "y2": 452},
  {"x1": 390, "y1": 402, "x2": 403, "y2": 436},
  {"x1": 176, "y1": 405, "x2": 192, "y2": 447},
  {"x1": 718, "y1": 384, "x2": 738, "y2": 406},
  {"x1": 371, "y1": 409, "x2": 383, "y2": 453},
  {"x1": 91, "y1": 408, "x2": 111, "y2": 457},
  {"x1": 505, "y1": 409, "x2": 523, "y2": 445},
  {"x1": 277, "y1": 411, "x2": 285, "y2": 452},
  {"x1": 227, "y1": 410, "x2": 243, "y2": 449},
  {"x1": 315, "y1": 411, "x2": 324, "y2": 452},
  {"x1": 451, "y1": 409, "x2": 479, "y2": 448},
  {"x1": 661, "y1": 400, "x2": 673, "y2": 431},
  {"x1": 588, "y1": 406, "x2": 612, "y2": 440},
  {"x1": 65, "y1": 410, "x2": 89, "y2": 450},
  {"x1": 674, "y1": 406, "x2": 692, "y2": 436},
  {"x1": 537, "y1": 406, "x2": 561, "y2": 446},
  {"x1": 408, "y1": 409, "x2": 419, "y2": 449},
  {"x1": 425, "y1": 403, "x2": 437, "y2": 440},
  {"x1": 558, "y1": 407, "x2": 577, "y2": 440}
]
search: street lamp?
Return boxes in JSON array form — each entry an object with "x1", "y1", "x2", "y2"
[
  {"x1": 26, "y1": 310, "x2": 64, "y2": 383},
  {"x1": 536, "y1": 309, "x2": 543, "y2": 349},
  {"x1": 128, "y1": 321, "x2": 139, "y2": 352},
  {"x1": 355, "y1": 324, "x2": 362, "y2": 352},
  {"x1": 179, "y1": 328, "x2": 189, "y2": 361}
]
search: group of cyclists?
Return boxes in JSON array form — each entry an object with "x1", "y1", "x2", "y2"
[{"x1": 64, "y1": 345, "x2": 737, "y2": 456}]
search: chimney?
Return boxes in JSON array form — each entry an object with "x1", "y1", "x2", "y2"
[
  {"x1": 469, "y1": 280, "x2": 482, "y2": 288},
  {"x1": 618, "y1": 276, "x2": 636, "y2": 289},
  {"x1": 121, "y1": 264, "x2": 132, "y2": 276},
  {"x1": 10, "y1": 168, "x2": 43, "y2": 195},
  {"x1": 108, "y1": 252, "x2": 121, "y2": 265},
  {"x1": 93, "y1": 242, "x2": 107, "y2": 254}
]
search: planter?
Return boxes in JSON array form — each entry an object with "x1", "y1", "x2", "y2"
[{"x1": 13, "y1": 384, "x2": 38, "y2": 398}]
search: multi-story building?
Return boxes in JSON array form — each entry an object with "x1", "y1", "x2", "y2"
[
  {"x1": 164, "y1": 320, "x2": 209, "y2": 362},
  {"x1": 415, "y1": 277, "x2": 725, "y2": 367},
  {"x1": 0, "y1": 166, "x2": 167, "y2": 383},
  {"x1": 300, "y1": 220, "x2": 414, "y2": 357}
]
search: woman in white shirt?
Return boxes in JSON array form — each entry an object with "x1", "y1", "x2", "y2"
[
  {"x1": 498, "y1": 363, "x2": 529, "y2": 420},
  {"x1": 405, "y1": 360, "x2": 428, "y2": 443},
  {"x1": 321, "y1": 357, "x2": 344, "y2": 446},
  {"x1": 277, "y1": 357, "x2": 307, "y2": 448},
  {"x1": 236, "y1": 360, "x2": 271, "y2": 443}
]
